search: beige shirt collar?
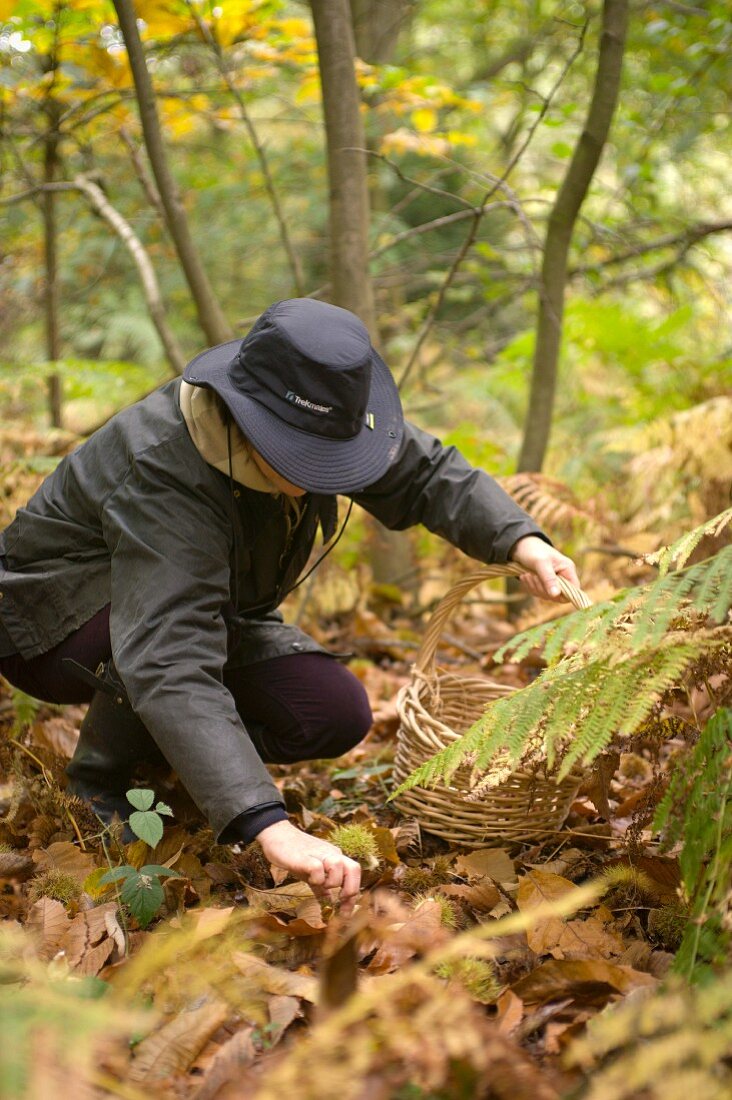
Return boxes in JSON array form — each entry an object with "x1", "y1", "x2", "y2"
[{"x1": 179, "y1": 379, "x2": 280, "y2": 494}]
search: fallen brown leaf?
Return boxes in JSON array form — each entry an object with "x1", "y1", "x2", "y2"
[
  {"x1": 268, "y1": 994, "x2": 302, "y2": 1036},
  {"x1": 189, "y1": 1028, "x2": 257, "y2": 1100},
  {"x1": 440, "y1": 880, "x2": 501, "y2": 912},
  {"x1": 73, "y1": 936, "x2": 115, "y2": 977},
  {"x1": 518, "y1": 870, "x2": 625, "y2": 961},
  {"x1": 364, "y1": 824, "x2": 401, "y2": 866},
  {"x1": 31, "y1": 841, "x2": 98, "y2": 884},
  {"x1": 29, "y1": 714, "x2": 79, "y2": 759},
  {"x1": 25, "y1": 897, "x2": 71, "y2": 960},
  {"x1": 245, "y1": 881, "x2": 319, "y2": 915},
  {"x1": 130, "y1": 1000, "x2": 230, "y2": 1083},
  {"x1": 511, "y1": 958, "x2": 657, "y2": 1005},
  {"x1": 496, "y1": 989, "x2": 524, "y2": 1036},
  {"x1": 253, "y1": 912, "x2": 327, "y2": 938},
  {"x1": 367, "y1": 899, "x2": 448, "y2": 974},
  {"x1": 60, "y1": 901, "x2": 118, "y2": 970},
  {"x1": 454, "y1": 848, "x2": 516, "y2": 883},
  {"x1": 232, "y1": 953, "x2": 319, "y2": 1003}
]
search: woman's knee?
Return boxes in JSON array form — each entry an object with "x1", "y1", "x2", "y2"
[
  {"x1": 228, "y1": 653, "x2": 373, "y2": 762},
  {"x1": 312, "y1": 661, "x2": 372, "y2": 755}
]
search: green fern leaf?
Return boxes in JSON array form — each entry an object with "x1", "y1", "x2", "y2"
[{"x1": 648, "y1": 506, "x2": 732, "y2": 576}]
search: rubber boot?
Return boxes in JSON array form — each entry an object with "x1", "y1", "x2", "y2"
[{"x1": 65, "y1": 660, "x2": 166, "y2": 840}]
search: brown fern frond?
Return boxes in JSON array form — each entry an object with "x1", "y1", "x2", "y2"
[{"x1": 498, "y1": 472, "x2": 602, "y2": 533}]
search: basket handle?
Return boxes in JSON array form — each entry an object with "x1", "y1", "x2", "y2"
[{"x1": 414, "y1": 563, "x2": 592, "y2": 674}]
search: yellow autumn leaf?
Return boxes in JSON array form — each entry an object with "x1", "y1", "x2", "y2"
[
  {"x1": 83, "y1": 866, "x2": 116, "y2": 901},
  {"x1": 411, "y1": 107, "x2": 438, "y2": 133},
  {"x1": 188, "y1": 93, "x2": 210, "y2": 113},
  {"x1": 212, "y1": 6, "x2": 258, "y2": 48},
  {"x1": 295, "y1": 73, "x2": 321, "y2": 105},
  {"x1": 137, "y1": 0, "x2": 193, "y2": 40},
  {"x1": 70, "y1": 0, "x2": 113, "y2": 13},
  {"x1": 160, "y1": 99, "x2": 199, "y2": 137},
  {"x1": 74, "y1": 42, "x2": 132, "y2": 90},
  {"x1": 274, "y1": 17, "x2": 312, "y2": 38},
  {"x1": 446, "y1": 130, "x2": 478, "y2": 147}
]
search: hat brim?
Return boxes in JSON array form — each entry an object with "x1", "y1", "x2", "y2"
[{"x1": 183, "y1": 339, "x2": 404, "y2": 494}]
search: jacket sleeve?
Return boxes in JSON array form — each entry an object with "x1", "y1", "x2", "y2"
[
  {"x1": 101, "y1": 454, "x2": 284, "y2": 840},
  {"x1": 352, "y1": 421, "x2": 551, "y2": 564}
]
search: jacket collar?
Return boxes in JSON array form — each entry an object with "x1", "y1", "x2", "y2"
[{"x1": 180, "y1": 379, "x2": 338, "y2": 543}]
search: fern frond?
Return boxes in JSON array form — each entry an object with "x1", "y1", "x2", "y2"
[
  {"x1": 394, "y1": 633, "x2": 726, "y2": 797},
  {"x1": 646, "y1": 505, "x2": 732, "y2": 577},
  {"x1": 654, "y1": 708, "x2": 732, "y2": 978},
  {"x1": 496, "y1": 539, "x2": 732, "y2": 668},
  {"x1": 566, "y1": 970, "x2": 732, "y2": 1099},
  {"x1": 555, "y1": 641, "x2": 704, "y2": 780},
  {"x1": 498, "y1": 472, "x2": 601, "y2": 533}
]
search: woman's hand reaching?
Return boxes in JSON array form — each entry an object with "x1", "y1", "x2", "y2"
[{"x1": 256, "y1": 818, "x2": 361, "y2": 914}]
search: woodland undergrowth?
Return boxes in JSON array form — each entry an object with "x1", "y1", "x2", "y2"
[{"x1": 1, "y1": 485, "x2": 731, "y2": 1099}]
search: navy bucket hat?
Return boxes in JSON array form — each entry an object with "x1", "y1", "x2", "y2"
[{"x1": 183, "y1": 299, "x2": 404, "y2": 494}]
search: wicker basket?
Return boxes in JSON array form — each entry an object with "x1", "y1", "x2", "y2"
[{"x1": 392, "y1": 564, "x2": 592, "y2": 847}]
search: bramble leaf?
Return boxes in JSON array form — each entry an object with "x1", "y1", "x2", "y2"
[
  {"x1": 129, "y1": 810, "x2": 164, "y2": 848},
  {"x1": 140, "y1": 865, "x2": 183, "y2": 879},
  {"x1": 119, "y1": 869, "x2": 165, "y2": 928},
  {"x1": 126, "y1": 788, "x2": 155, "y2": 811},
  {"x1": 99, "y1": 864, "x2": 136, "y2": 885}
]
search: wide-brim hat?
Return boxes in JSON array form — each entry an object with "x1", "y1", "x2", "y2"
[{"x1": 183, "y1": 299, "x2": 404, "y2": 494}]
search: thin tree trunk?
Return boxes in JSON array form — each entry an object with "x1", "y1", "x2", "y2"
[
  {"x1": 43, "y1": 108, "x2": 63, "y2": 428},
  {"x1": 112, "y1": 0, "x2": 232, "y2": 345},
  {"x1": 518, "y1": 0, "x2": 629, "y2": 472},
  {"x1": 310, "y1": 0, "x2": 375, "y2": 335},
  {"x1": 312, "y1": 0, "x2": 418, "y2": 590},
  {"x1": 349, "y1": 0, "x2": 411, "y2": 64}
]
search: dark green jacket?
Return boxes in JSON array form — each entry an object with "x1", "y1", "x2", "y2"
[{"x1": 0, "y1": 378, "x2": 547, "y2": 837}]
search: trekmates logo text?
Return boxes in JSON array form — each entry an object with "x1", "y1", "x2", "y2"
[{"x1": 285, "y1": 390, "x2": 333, "y2": 414}]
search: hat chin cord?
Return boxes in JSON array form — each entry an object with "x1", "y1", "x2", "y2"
[{"x1": 225, "y1": 415, "x2": 353, "y2": 617}]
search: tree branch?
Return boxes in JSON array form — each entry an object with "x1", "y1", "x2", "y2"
[
  {"x1": 570, "y1": 218, "x2": 732, "y2": 276},
  {"x1": 2, "y1": 178, "x2": 186, "y2": 375},
  {"x1": 119, "y1": 125, "x2": 166, "y2": 222},
  {"x1": 73, "y1": 175, "x2": 186, "y2": 375},
  {"x1": 518, "y1": 0, "x2": 629, "y2": 472},
  {"x1": 396, "y1": 21, "x2": 588, "y2": 391},
  {"x1": 187, "y1": 3, "x2": 305, "y2": 297},
  {"x1": 370, "y1": 204, "x2": 513, "y2": 260},
  {"x1": 112, "y1": 0, "x2": 232, "y2": 345}
]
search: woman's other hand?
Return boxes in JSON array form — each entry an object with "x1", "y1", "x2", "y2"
[{"x1": 509, "y1": 535, "x2": 581, "y2": 602}]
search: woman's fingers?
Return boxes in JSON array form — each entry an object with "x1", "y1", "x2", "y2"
[
  {"x1": 303, "y1": 852, "x2": 361, "y2": 904},
  {"x1": 339, "y1": 857, "x2": 361, "y2": 902},
  {"x1": 256, "y1": 820, "x2": 362, "y2": 911},
  {"x1": 305, "y1": 855, "x2": 327, "y2": 889}
]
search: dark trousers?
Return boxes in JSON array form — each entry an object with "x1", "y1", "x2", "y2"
[{"x1": 0, "y1": 605, "x2": 372, "y2": 764}]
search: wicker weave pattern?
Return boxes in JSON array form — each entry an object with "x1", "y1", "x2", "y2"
[{"x1": 392, "y1": 564, "x2": 591, "y2": 847}]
